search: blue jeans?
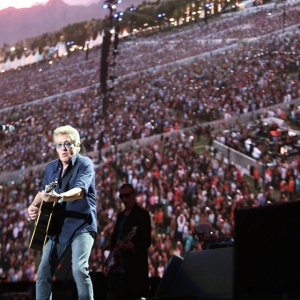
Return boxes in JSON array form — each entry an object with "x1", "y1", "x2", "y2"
[{"x1": 36, "y1": 233, "x2": 95, "y2": 300}]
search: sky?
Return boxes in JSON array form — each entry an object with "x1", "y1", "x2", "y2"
[
  {"x1": 0, "y1": 0, "x2": 99, "y2": 10},
  {"x1": 0, "y1": 0, "x2": 146, "y2": 11}
]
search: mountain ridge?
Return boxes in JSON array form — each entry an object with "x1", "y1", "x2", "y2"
[{"x1": 0, "y1": 0, "x2": 107, "y2": 46}]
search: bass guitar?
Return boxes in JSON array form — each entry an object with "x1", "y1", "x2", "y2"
[
  {"x1": 29, "y1": 180, "x2": 58, "y2": 251},
  {"x1": 104, "y1": 226, "x2": 137, "y2": 276}
]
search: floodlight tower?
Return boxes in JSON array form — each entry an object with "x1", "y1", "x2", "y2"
[
  {"x1": 204, "y1": 3, "x2": 210, "y2": 25},
  {"x1": 129, "y1": 5, "x2": 136, "y2": 35},
  {"x1": 101, "y1": 0, "x2": 122, "y2": 115}
]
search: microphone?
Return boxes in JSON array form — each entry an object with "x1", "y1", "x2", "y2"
[{"x1": 1, "y1": 125, "x2": 15, "y2": 132}]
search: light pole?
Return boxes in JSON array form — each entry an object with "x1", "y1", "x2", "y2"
[
  {"x1": 129, "y1": 5, "x2": 136, "y2": 35},
  {"x1": 101, "y1": 0, "x2": 121, "y2": 115},
  {"x1": 157, "y1": 13, "x2": 165, "y2": 31},
  {"x1": 283, "y1": 0, "x2": 286, "y2": 32},
  {"x1": 204, "y1": 3, "x2": 210, "y2": 25}
]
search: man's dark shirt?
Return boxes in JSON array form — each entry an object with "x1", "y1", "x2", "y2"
[{"x1": 40, "y1": 153, "x2": 97, "y2": 243}]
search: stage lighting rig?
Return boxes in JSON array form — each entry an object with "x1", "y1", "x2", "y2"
[
  {"x1": 157, "y1": 13, "x2": 166, "y2": 30},
  {"x1": 102, "y1": 0, "x2": 122, "y2": 10},
  {"x1": 114, "y1": 11, "x2": 124, "y2": 21},
  {"x1": 100, "y1": 0, "x2": 122, "y2": 116},
  {"x1": 204, "y1": 3, "x2": 210, "y2": 25},
  {"x1": 102, "y1": 0, "x2": 122, "y2": 29}
]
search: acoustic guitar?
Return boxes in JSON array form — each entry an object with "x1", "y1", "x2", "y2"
[
  {"x1": 104, "y1": 226, "x2": 137, "y2": 276},
  {"x1": 29, "y1": 180, "x2": 58, "y2": 251}
]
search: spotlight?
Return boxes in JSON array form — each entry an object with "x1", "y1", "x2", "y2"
[
  {"x1": 102, "y1": 0, "x2": 112, "y2": 9},
  {"x1": 102, "y1": 0, "x2": 121, "y2": 9}
]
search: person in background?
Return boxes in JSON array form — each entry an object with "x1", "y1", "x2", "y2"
[{"x1": 105, "y1": 183, "x2": 151, "y2": 300}]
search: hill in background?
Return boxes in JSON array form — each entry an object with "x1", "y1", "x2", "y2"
[{"x1": 0, "y1": 0, "x2": 106, "y2": 46}]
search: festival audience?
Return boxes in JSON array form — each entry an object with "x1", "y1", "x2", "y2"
[{"x1": 0, "y1": 2, "x2": 300, "y2": 286}]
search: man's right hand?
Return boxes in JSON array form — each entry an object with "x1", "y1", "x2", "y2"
[{"x1": 27, "y1": 203, "x2": 39, "y2": 220}]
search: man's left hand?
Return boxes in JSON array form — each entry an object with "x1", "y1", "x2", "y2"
[
  {"x1": 41, "y1": 189, "x2": 60, "y2": 202},
  {"x1": 120, "y1": 240, "x2": 135, "y2": 251}
]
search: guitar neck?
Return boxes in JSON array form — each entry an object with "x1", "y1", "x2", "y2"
[{"x1": 40, "y1": 200, "x2": 57, "y2": 212}]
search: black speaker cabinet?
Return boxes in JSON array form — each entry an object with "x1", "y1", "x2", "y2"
[
  {"x1": 155, "y1": 255, "x2": 183, "y2": 297},
  {"x1": 154, "y1": 248, "x2": 233, "y2": 300},
  {"x1": 234, "y1": 201, "x2": 300, "y2": 300}
]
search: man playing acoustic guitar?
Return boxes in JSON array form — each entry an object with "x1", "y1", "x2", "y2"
[
  {"x1": 27, "y1": 125, "x2": 97, "y2": 300},
  {"x1": 105, "y1": 183, "x2": 151, "y2": 300}
]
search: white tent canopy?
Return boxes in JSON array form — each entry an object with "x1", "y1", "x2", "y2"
[{"x1": 0, "y1": 31, "x2": 104, "y2": 71}]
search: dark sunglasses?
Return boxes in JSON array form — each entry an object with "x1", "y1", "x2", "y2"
[
  {"x1": 55, "y1": 142, "x2": 72, "y2": 149},
  {"x1": 119, "y1": 192, "x2": 134, "y2": 199}
]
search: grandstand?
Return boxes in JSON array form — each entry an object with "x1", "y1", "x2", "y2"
[{"x1": 0, "y1": 0, "x2": 300, "y2": 298}]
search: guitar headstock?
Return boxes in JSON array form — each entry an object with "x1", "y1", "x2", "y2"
[
  {"x1": 126, "y1": 226, "x2": 137, "y2": 240},
  {"x1": 45, "y1": 180, "x2": 58, "y2": 193}
]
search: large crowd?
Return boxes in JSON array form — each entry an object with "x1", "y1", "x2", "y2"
[
  {"x1": 1, "y1": 2, "x2": 300, "y2": 109},
  {"x1": 0, "y1": 1, "x2": 300, "y2": 288}
]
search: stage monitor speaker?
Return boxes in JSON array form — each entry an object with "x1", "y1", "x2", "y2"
[
  {"x1": 164, "y1": 248, "x2": 233, "y2": 299},
  {"x1": 154, "y1": 255, "x2": 183, "y2": 297},
  {"x1": 234, "y1": 201, "x2": 300, "y2": 300}
]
